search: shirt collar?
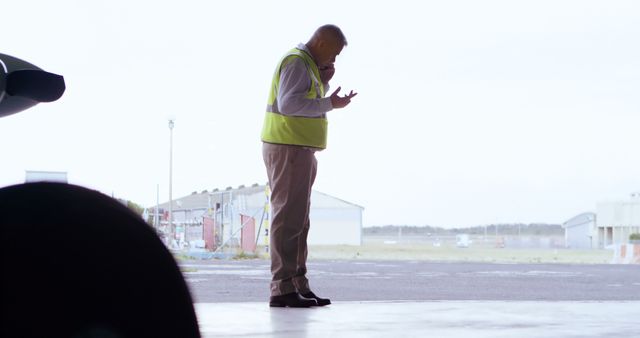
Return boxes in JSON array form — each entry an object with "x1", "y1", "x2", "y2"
[
  {"x1": 296, "y1": 43, "x2": 317, "y2": 64},
  {"x1": 297, "y1": 43, "x2": 310, "y2": 53}
]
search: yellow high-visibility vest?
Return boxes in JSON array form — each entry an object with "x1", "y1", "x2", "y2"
[{"x1": 261, "y1": 48, "x2": 328, "y2": 149}]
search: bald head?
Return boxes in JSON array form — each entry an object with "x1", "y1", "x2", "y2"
[
  {"x1": 306, "y1": 24, "x2": 347, "y2": 67},
  {"x1": 309, "y1": 24, "x2": 348, "y2": 47}
]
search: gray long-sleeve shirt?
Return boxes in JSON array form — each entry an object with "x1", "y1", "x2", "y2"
[{"x1": 277, "y1": 43, "x2": 333, "y2": 118}]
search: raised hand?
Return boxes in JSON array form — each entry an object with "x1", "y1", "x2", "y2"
[
  {"x1": 319, "y1": 63, "x2": 335, "y2": 84},
  {"x1": 330, "y1": 86, "x2": 357, "y2": 109}
]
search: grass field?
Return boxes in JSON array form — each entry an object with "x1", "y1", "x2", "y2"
[
  {"x1": 306, "y1": 244, "x2": 611, "y2": 264},
  {"x1": 207, "y1": 235, "x2": 613, "y2": 264},
  {"x1": 303, "y1": 236, "x2": 613, "y2": 264}
]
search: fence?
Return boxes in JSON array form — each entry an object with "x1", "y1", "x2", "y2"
[{"x1": 611, "y1": 243, "x2": 640, "y2": 264}]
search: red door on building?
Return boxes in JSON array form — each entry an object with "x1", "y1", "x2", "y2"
[
  {"x1": 203, "y1": 216, "x2": 216, "y2": 251},
  {"x1": 240, "y1": 214, "x2": 256, "y2": 252}
]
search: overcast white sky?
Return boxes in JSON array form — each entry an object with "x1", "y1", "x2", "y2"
[{"x1": 2, "y1": 0, "x2": 639, "y2": 228}]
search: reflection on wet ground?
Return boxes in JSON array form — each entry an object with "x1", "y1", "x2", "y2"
[{"x1": 196, "y1": 301, "x2": 640, "y2": 337}]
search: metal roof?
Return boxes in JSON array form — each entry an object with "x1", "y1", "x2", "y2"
[{"x1": 150, "y1": 184, "x2": 363, "y2": 211}]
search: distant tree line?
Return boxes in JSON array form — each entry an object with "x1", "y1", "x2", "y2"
[
  {"x1": 364, "y1": 224, "x2": 563, "y2": 236},
  {"x1": 126, "y1": 200, "x2": 145, "y2": 216},
  {"x1": 115, "y1": 198, "x2": 145, "y2": 217}
]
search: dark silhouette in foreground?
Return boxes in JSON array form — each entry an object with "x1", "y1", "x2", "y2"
[
  {"x1": 0, "y1": 53, "x2": 65, "y2": 118},
  {"x1": 0, "y1": 183, "x2": 200, "y2": 338}
]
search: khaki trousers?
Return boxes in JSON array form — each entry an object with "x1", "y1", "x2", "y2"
[{"x1": 262, "y1": 142, "x2": 317, "y2": 296}]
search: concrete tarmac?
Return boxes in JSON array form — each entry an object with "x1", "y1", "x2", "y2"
[
  {"x1": 183, "y1": 259, "x2": 640, "y2": 302},
  {"x1": 184, "y1": 259, "x2": 640, "y2": 337},
  {"x1": 196, "y1": 301, "x2": 640, "y2": 337}
]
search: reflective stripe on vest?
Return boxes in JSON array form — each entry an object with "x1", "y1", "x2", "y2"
[{"x1": 261, "y1": 48, "x2": 328, "y2": 149}]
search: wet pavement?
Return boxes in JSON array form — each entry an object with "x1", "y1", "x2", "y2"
[{"x1": 196, "y1": 301, "x2": 640, "y2": 337}]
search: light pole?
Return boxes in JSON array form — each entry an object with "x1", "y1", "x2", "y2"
[{"x1": 168, "y1": 119, "x2": 175, "y2": 246}]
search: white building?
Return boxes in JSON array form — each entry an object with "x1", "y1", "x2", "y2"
[
  {"x1": 562, "y1": 212, "x2": 596, "y2": 249},
  {"x1": 152, "y1": 184, "x2": 363, "y2": 250},
  {"x1": 25, "y1": 170, "x2": 68, "y2": 183},
  {"x1": 563, "y1": 193, "x2": 640, "y2": 249},
  {"x1": 596, "y1": 193, "x2": 640, "y2": 248}
]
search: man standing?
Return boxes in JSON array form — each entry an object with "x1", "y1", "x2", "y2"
[{"x1": 261, "y1": 24, "x2": 357, "y2": 308}]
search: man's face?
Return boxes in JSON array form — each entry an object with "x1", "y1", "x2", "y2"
[{"x1": 317, "y1": 39, "x2": 344, "y2": 66}]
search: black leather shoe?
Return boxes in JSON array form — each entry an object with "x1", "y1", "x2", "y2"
[
  {"x1": 269, "y1": 292, "x2": 317, "y2": 308},
  {"x1": 301, "y1": 291, "x2": 331, "y2": 306}
]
